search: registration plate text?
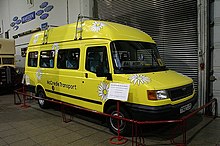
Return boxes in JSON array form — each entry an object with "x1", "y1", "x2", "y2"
[{"x1": 180, "y1": 103, "x2": 192, "y2": 114}]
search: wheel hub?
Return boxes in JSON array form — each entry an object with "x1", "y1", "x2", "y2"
[{"x1": 110, "y1": 111, "x2": 126, "y2": 132}]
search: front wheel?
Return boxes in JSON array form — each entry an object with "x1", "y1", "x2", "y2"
[
  {"x1": 106, "y1": 105, "x2": 131, "y2": 136},
  {"x1": 37, "y1": 89, "x2": 50, "y2": 109}
]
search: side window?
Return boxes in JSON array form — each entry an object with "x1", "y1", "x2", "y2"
[
  {"x1": 86, "y1": 46, "x2": 109, "y2": 73},
  {"x1": 40, "y1": 50, "x2": 55, "y2": 68},
  {"x1": 28, "y1": 51, "x2": 38, "y2": 67},
  {"x1": 2, "y1": 58, "x2": 14, "y2": 65},
  {"x1": 57, "y1": 48, "x2": 80, "y2": 69}
]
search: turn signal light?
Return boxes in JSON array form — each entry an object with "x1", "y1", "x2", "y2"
[
  {"x1": 147, "y1": 90, "x2": 168, "y2": 100},
  {"x1": 147, "y1": 90, "x2": 157, "y2": 100}
]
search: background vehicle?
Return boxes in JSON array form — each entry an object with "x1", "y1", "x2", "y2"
[{"x1": 0, "y1": 39, "x2": 22, "y2": 94}]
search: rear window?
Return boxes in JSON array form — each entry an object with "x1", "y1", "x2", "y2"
[{"x1": 28, "y1": 52, "x2": 38, "y2": 67}]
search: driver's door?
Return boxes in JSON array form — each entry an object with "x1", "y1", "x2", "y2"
[{"x1": 81, "y1": 45, "x2": 110, "y2": 112}]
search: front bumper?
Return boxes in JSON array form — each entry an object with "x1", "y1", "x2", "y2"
[{"x1": 125, "y1": 95, "x2": 198, "y2": 121}]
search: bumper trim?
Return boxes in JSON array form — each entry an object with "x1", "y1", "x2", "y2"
[{"x1": 125, "y1": 96, "x2": 198, "y2": 120}]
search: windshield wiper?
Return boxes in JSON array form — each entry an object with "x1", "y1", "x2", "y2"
[{"x1": 138, "y1": 65, "x2": 167, "y2": 73}]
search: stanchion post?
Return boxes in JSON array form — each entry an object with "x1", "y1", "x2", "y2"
[
  {"x1": 135, "y1": 123, "x2": 138, "y2": 146},
  {"x1": 109, "y1": 101, "x2": 128, "y2": 145},
  {"x1": 108, "y1": 83, "x2": 129, "y2": 145},
  {"x1": 182, "y1": 120, "x2": 187, "y2": 146},
  {"x1": 117, "y1": 101, "x2": 121, "y2": 140},
  {"x1": 61, "y1": 103, "x2": 66, "y2": 122},
  {"x1": 14, "y1": 89, "x2": 22, "y2": 105},
  {"x1": 61, "y1": 102, "x2": 72, "y2": 123},
  {"x1": 132, "y1": 122, "x2": 134, "y2": 146},
  {"x1": 214, "y1": 98, "x2": 218, "y2": 118},
  {"x1": 14, "y1": 91, "x2": 16, "y2": 105},
  {"x1": 21, "y1": 85, "x2": 30, "y2": 108}
]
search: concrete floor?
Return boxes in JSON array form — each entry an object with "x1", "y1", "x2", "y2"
[{"x1": 0, "y1": 93, "x2": 220, "y2": 146}]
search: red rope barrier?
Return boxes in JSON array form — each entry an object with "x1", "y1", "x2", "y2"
[{"x1": 14, "y1": 88, "x2": 218, "y2": 146}]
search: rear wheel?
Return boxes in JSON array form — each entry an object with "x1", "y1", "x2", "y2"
[
  {"x1": 106, "y1": 105, "x2": 131, "y2": 136},
  {"x1": 37, "y1": 89, "x2": 50, "y2": 109}
]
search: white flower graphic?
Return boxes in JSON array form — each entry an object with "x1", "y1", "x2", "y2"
[
  {"x1": 36, "y1": 69, "x2": 42, "y2": 80},
  {"x1": 98, "y1": 82, "x2": 109, "y2": 101},
  {"x1": 128, "y1": 74, "x2": 151, "y2": 86},
  {"x1": 21, "y1": 74, "x2": 30, "y2": 85},
  {"x1": 33, "y1": 34, "x2": 40, "y2": 44},
  {"x1": 91, "y1": 21, "x2": 105, "y2": 32},
  {"x1": 52, "y1": 43, "x2": 59, "y2": 54}
]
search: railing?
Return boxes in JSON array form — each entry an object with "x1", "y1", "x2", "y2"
[{"x1": 14, "y1": 86, "x2": 218, "y2": 146}]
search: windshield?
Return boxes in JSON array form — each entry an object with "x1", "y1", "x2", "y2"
[{"x1": 110, "y1": 41, "x2": 167, "y2": 74}]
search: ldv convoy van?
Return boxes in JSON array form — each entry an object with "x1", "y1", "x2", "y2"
[{"x1": 25, "y1": 18, "x2": 197, "y2": 135}]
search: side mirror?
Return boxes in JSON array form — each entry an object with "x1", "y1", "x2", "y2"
[
  {"x1": 96, "y1": 72, "x2": 112, "y2": 81},
  {"x1": 96, "y1": 65, "x2": 112, "y2": 80},
  {"x1": 106, "y1": 73, "x2": 112, "y2": 81}
]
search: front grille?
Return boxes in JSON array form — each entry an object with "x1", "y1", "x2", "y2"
[{"x1": 168, "y1": 83, "x2": 194, "y2": 101}]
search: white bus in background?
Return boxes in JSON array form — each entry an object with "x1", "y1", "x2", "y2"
[{"x1": 0, "y1": 38, "x2": 22, "y2": 93}]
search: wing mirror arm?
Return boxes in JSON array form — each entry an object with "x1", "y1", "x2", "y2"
[
  {"x1": 96, "y1": 72, "x2": 112, "y2": 81},
  {"x1": 96, "y1": 65, "x2": 112, "y2": 81},
  {"x1": 106, "y1": 73, "x2": 112, "y2": 81}
]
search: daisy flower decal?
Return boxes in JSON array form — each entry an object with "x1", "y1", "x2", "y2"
[
  {"x1": 128, "y1": 74, "x2": 151, "y2": 86},
  {"x1": 36, "y1": 69, "x2": 42, "y2": 80},
  {"x1": 33, "y1": 34, "x2": 40, "y2": 44},
  {"x1": 91, "y1": 21, "x2": 105, "y2": 32},
  {"x1": 52, "y1": 43, "x2": 59, "y2": 54},
  {"x1": 98, "y1": 82, "x2": 109, "y2": 101},
  {"x1": 21, "y1": 74, "x2": 30, "y2": 85}
]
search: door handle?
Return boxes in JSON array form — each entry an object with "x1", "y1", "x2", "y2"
[{"x1": 85, "y1": 73, "x2": 88, "y2": 78}]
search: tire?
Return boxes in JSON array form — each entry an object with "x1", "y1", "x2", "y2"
[
  {"x1": 106, "y1": 105, "x2": 131, "y2": 136},
  {"x1": 37, "y1": 89, "x2": 50, "y2": 109}
]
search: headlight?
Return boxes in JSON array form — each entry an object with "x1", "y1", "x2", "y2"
[
  {"x1": 147, "y1": 90, "x2": 168, "y2": 100},
  {"x1": 156, "y1": 90, "x2": 168, "y2": 100}
]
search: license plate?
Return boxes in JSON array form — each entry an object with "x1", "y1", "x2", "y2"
[{"x1": 180, "y1": 103, "x2": 192, "y2": 114}]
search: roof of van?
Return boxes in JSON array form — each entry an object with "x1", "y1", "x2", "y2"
[{"x1": 29, "y1": 20, "x2": 155, "y2": 46}]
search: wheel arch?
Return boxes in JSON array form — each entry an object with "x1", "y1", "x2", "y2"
[
  {"x1": 103, "y1": 99, "x2": 131, "y2": 115},
  {"x1": 35, "y1": 84, "x2": 45, "y2": 95}
]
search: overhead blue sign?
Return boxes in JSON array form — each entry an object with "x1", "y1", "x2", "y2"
[
  {"x1": 40, "y1": 13, "x2": 49, "y2": 20},
  {"x1": 13, "y1": 16, "x2": 18, "y2": 21},
  {"x1": 44, "y1": 5, "x2": 54, "y2": 12},
  {"x1": 36, "y1": 10, "x2": 44, "y2": 16},
  {"x1": 10, "y1": 22, "x2": 15, "y2": 27},
  {"x1": 21, "y1": 11, "x2": 36, "y2": 24},
  {"x1": 10, "y1": 2, "x2": 54, "y2": 31},
  {"x1": 40, "y1": 2, "x2": 48, "y2": 8},
  {"x1": 41, "y1": 22, "x2": 48, "y2": 30},
  {"x1": 13, "y1": 26, "x2": 19, "y2": 31},
  {"x1": 16, "y1": 20, "x2": 21, "y2": 25}
]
